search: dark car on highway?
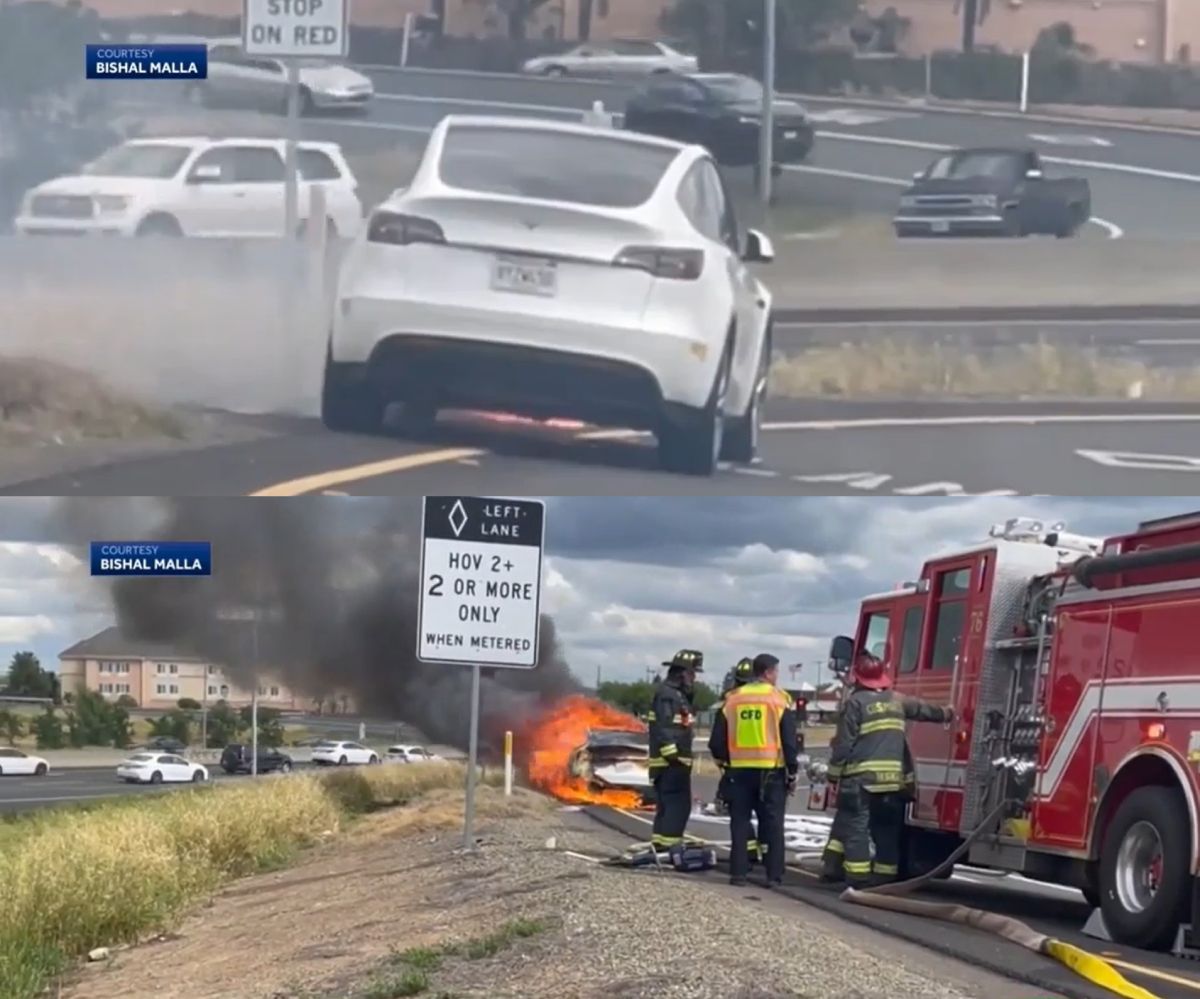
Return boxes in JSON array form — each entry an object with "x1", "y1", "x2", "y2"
[
  {"x1": 894, "y1": 147, "x2": 1091, "y2": 238},
  {"x1": 220, "y1": 744, "x2": 294, "y2": 775},
  {"x1": 141, "y1": 737, "x2": 188, "y2": 754},
  {"x1": 623, "y1": 72, "x2": 814, "y2": 171}
]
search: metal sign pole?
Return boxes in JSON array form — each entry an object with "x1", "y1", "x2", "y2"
[
  {"x1": 463, "y1": 662, "x2": 482, "y2": 850},
  {"x1": 284, "y1": 58, "x2": 301, "y2": 239},
  {"x1": 758, "y1": 0, "x2": 777, "y2": 205}
]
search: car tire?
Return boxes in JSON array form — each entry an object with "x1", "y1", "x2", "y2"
[
  {"x1": 1056, "y1": 204, "x2": 1087, "y2": 239},
  {"x1": 150, "y1": 771, "x2": 163, "y2": 784},
  {"x1": 543, "y1": 66, "x2": 567, "y2": 77},
  {"x1": 280, "y1": 761, "x2": 292, "y2": 773},
  {"x1": 722, "y1": 324, "x2": 771, "y2": 465},
  {"x1": 192, "y1": 770, "x2": 205, "y2": 782},
  {"x1": 658, "y1": 342, "x2": 731, "y2": 477},
  {"x1": 393, "y1": 397, "x2": 439, "y2": 439},
  {"x1": 1097, "y1": 785, "x2": 1191, "y2": 950},
  {"x1": 136, "y1": 214, "x2": 182, "y2": 237},
  {"x1": 338, "y1": 755, "x2": 348, "y2": 766},
  {"x1": 321, "y1": 342, "x2": 386, "y2": 434},
  {"x1": 369, "y1": 755, "x2": 380, "y2": 765}
]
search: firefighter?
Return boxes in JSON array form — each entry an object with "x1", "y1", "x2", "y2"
[
  {"x1": 711, "y1": 658, "x2": 755, "y2": 822},
  {"x1": 827, "y1": 649, "x2": 953, "y2": 888},
  {"x1": 648, "y1": 649, "x2": 703, "y2": 851},
  {"x1": 710, "y1": 653, "x2": 800, "y2": 887}
]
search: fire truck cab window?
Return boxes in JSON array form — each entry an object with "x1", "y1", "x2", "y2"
[
  {"x1": 899, "y1": 606, "x2": 924, "y2": 674},
  {"x1": 938, "y1": 568, "x2": 971, "y2": 596},
  {"x1": 921, "y1": 569, "x2": 969, "y2": 672},
  {"x1": 860, "y1": 611, "x2": 890, "y2": 661}
]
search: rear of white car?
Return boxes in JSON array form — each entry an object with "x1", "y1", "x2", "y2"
[
  {"x1": 324, "y1": 116, "x2": 774, "y2": 475},
  {"x1": 116, "y1": 752, "x2": 207, "y2": 783},
  {"x1": 311, "y1": 741, "x2": 378, "y2": 766},
  {"x1": 0, "y1": 748, "x2": 50, "y2": 776}
]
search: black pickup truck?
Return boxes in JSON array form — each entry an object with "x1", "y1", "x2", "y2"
[{"x1": 893, "y1": 147, "x2": 1091, "y2": 238}]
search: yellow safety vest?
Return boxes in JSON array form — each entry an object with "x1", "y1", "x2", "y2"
[{"x1": 723, "y1": 682, "x2": 790, "y2": 769}]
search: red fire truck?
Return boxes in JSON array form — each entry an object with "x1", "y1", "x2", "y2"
[{"x1": 821, "y1": 511, "x2": 1200, "y2": 954}]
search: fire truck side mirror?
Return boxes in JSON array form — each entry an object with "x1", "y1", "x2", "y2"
[{"x1": 828, "y1": 635, "x2": 854, "y2": 674}]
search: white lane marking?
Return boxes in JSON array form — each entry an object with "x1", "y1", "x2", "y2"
[
  {"x1": 815, "y1": 128, "x2": 1200, "y2": 185},
  {"x1": 785, "y1": 162, "x2": 1123, "y2": 238},
  {"x1": 1029, "y1": 133, "x2": 1114, "y2": 148},
  {"x1": 893, "y1": 482, "x2": 1020, "y2": 496},
  {"x1": 1076, "y1": 449, "x2": 1200, "y2": 471},
  {"x1": 731, "y1": 466, "x2": 781, "y2": 478},
  {"x1": 765, "y1": 413, "x2": 1200, "y2": 430},
  {"x1": 774, "y1": 318, "x2": 1200, "y2": 330},
  {"x1": 806, "y1": 108, "x2": 918, "y2": 126},
  {"x1": 792, "y1": 471, "x2": 893, "y2": 490}
]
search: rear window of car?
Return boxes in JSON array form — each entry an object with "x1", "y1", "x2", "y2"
[
  {"x1": 437, "y1": 126, "x2": 676, "y2": 208},
  {"x1": 129, "y1": 754, "x2": 155, "y2": 762},
  {"x1": 298, "y1": 148, "x2": 343, "y2": 180}
]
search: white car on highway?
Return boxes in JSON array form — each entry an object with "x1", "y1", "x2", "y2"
[
  {"x1": 14, "y1": 137, "x2": 364, "y2": 238},
  {"x1": 0, "y1": 748, "x2": 50, "y2": 776},
  {"x1": 116, "y1": 752, "x2": 209, "y2": 784},
  {"x1": 521, "y1": 39, "x2": 698, "y2": 78},
  {"x1": 323, "y1": 115, "x2": 776, "y2": 476},
  {"x1": 385, "y1": 744, "x2": 444, "y2": 764},
  {"x1": 188, "y1": 40, "x2": 374, "y2": 114},
  {"x1": 310, "y1": 740, "x2": 380, "y2": 766}
]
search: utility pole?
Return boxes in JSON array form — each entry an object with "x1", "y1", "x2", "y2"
[
  {"x1": 961, "y1": 0, "x2": 979, "y2": 52},
  {"x1": 757, "y1": 0, "x2": 777, "y2": 205}
]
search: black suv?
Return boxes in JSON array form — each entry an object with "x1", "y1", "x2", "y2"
[{"x1": 221, "y1": 744, "x2": 294, "y2": 775}]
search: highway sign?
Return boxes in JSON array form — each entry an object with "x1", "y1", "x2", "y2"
[
  {"x1": 418, "y1": 496, "x2": 546, "y2": 669},
  {"x1": 243, "y1": 0, "x2": 348, "y2": 57}
]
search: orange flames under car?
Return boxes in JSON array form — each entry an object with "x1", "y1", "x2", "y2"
[{"x1": 524, "y1": 695, "x2": 648, "y2": 809}]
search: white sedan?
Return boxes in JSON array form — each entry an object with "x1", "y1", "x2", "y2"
[
  {"x1": 310, "y1": 741, "x2": 380, "y2": 766},
  {"x1": 323, "y1": 115, "x2": 775, "y2": 477},
  {"x1": 0, "y1": 748, "x2": 50, "y2": 776},
  {"x1": 116, "y1": 752, "x2": 209, "y2": 784},
  {"x1": 385, "y1": 744, "x2": 444, "y2": 764}
]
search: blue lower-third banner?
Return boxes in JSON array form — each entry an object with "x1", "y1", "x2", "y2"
[
  {"x1": 85, "y1": 44, "x2": 208, "y2": 81},
  {"x1": 90, "y1": 541, "x2": 212, "y2": 576}
]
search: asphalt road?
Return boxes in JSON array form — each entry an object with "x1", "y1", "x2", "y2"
[
  {"x1": 590, "y1": 804, "x2": 1200, "y2": 999},
  {"x1": 0, "y1": 763, "x2": 304, "y2": 814},
  {"x1": 7, "y1": 400, "x2": 1200, "y2": 496},
  {"x1": 320, "y1": 66, "x2": 1200, "y2": 238}
]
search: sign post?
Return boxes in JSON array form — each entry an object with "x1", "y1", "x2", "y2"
[
  {"x1": 758, "y1": 0, "x2": 777, "y2": 205},
  {"x1": 243, "y1": 0, "x2": 349, "y2": 238},
  {"x1": 417, "y1": 496, "x2": 546, "y2": 850}
]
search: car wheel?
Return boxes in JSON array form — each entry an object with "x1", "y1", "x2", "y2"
[
  {"x1": 1056, "y1": 204, "x2": 1086, "y2": 239},
  {"x1": 280, "y1": 761, "x2": 292, "y2": 773},
  {"x1": 392, "y1": 397, "x2": 439, "y2": 439},
  {"x1": 658, "y1": 342, "x2": 731, "y2": 477},
  {"x1": 150, "y1": 771, "x2": 163, "y2": 784},
  {"x1": 338, "y1": 755, "x2": 348, "y2": 766},
  {"x1": 321, "y1": 341, "x2": 386, "y2": 434},
  {"x1": 1098, "y1": 786, "x2": 1190, "y2": 950},
  {"x1": 34, "y1": 763, "x2": 48, "y2": 776},
  {"x1": 543, "y1": 65, "x2": 567, "y2": 77},
  {"x1": 369, "y1": 755, "x2": 379, "y2": 764},
  {"x1": 192, "y1": 770, "x2": 205, "y2": 782},
  {"x1": 136, "y1": 213, "x2": 183, "y2": 237},
  {"x1": 722, "y1": 324, "x2": 771, "y2": 465}
]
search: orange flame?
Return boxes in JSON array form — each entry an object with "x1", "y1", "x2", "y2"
[{"x1": 524, "y1": 695, "x2": 649, "y2": 809}]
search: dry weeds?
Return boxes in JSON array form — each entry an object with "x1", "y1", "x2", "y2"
[
  {"x1": 770, "y1": 338, "x2": 1200, "y2": 399},
  {"x1": 0, "y1": 356, "x2": 184, "y2": 444}
]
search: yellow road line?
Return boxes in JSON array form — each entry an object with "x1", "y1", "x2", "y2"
[
  {"x1": 249, "y1": 447, "x2": 485, "y2": 496},
  {"x1": 1103, "y1": 957, "x2": 1200, "y2": 992}
]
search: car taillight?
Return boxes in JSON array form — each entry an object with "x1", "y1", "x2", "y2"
[
  {"x1": 367, "y1": 211, "x2": 445, "y2": 245},
  {"x1": 613, "y1": 245, "x2": 704, "y2": 280}
]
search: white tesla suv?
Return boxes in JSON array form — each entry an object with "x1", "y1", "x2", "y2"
[{"x1": 322, "y1": 115, "x2": 775, "y2": 476}]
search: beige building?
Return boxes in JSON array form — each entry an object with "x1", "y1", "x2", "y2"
[
  {"x1": 863, "y1": 0, "x2": 1200, "y2": 65},
  {"x1": 58, "y1": 626, "x2": 355, "y2": 713}
]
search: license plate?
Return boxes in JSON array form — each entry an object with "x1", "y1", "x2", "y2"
[
  {"x1": 491, "y1": 256, "x2": 557, "y2": 297},
  {"x1": 783, "y1": 130, "x2": 798, "y2": 139},
  {"x1": 931, "y1": 220, "x2": 950, "y2": 233}
]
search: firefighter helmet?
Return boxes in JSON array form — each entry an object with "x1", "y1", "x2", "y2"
[
  {"x1": 734, "y1": 657, "x2": 754, "y2": 683},
  {"x1": 663, "y1": 649, "x2": 704, "y2": 673},
  {"x1": 850, "y1": 650, "x2": 891, "y2": 691}
]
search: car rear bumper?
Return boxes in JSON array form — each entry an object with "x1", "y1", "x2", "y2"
[
  {"x1": 893, "y1": 214, "x2": 1008, "y2": 236},
  {"x1": 334, "y1": 297, "x2": 718, "y2": 419},
  {"x1": 309, "y1": 91, "x2": 373, "y2": 110}
]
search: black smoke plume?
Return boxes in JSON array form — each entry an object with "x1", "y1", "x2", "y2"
[{"x1": 60, "y1": 498, "x2": 580, "y2": 751}]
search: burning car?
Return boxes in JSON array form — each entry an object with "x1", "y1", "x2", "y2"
[{"x1": 567, "y1": 729, "x2": 655, "y2": 807}]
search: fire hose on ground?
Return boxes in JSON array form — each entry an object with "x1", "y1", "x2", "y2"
[{"x1": 838, "y1": 800, "x2": 1162, "y2": 999}]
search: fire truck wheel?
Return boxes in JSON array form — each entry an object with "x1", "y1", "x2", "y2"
[{"x1": 1097, "y1": 786, "x2": 1191, "y2": 951}]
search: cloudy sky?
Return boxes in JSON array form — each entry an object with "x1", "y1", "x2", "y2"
[{"x1": 0, "y1": 496, "x2": 1195, "y2": 689}]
